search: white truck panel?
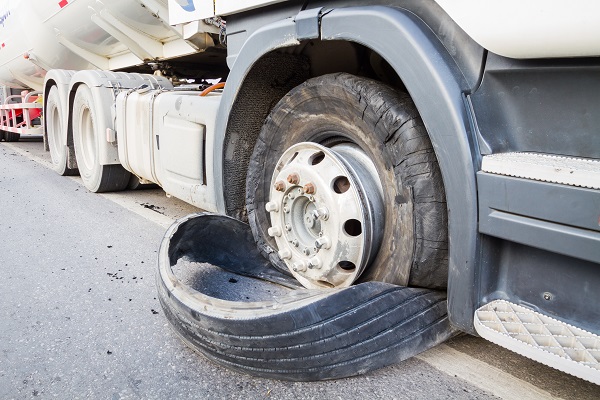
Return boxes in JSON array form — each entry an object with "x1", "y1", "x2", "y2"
[
  {"x1": 167, "y1": 0, "x2": 288, "y2": 24},
  {"x1": 434, "y1": 0, "x2": 600, "y2": 58}
]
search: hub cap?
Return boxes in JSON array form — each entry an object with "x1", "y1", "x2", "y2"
[{"x1": 267, "y1": 142, "x2": 384, "y2": 289}]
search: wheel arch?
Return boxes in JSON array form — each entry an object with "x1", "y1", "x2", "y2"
[{"x1": 217, "y1": 6, "x2": 480, "y2": 332}]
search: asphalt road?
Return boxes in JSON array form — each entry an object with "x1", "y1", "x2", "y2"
[{"x1": 0, "y1": 138, "x2": 598, "y2": 400}]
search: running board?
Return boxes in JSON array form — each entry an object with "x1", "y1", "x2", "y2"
[
  {"x1": 475, "y1": 300, "x2": 600, "y2": 385},
  {"x1": 157, "y1": 213, "x2": 456, "y2": 381},
  {"x1": 481, "y1": 152, "x2": 600, "y2": 189}
]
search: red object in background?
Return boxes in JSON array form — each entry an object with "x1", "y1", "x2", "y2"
[{"x1": 58, "y1": 0, "x2": 68, "y2": 8}]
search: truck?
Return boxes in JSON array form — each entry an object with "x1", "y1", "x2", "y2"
[{"x1": 1, "y1": 0, "x2": 598, "y2": 384}]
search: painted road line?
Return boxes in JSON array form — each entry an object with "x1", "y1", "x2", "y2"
[
  {"x1": 2, "y1": 142, "x2": 175, "y2": 228},
  {"x1": 416, "y1": 344, "x2": 558, "y2": 400}
]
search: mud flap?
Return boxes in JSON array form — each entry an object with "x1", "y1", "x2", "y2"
[{"x1": 157, "y1": 213, "x2": 456, "y2": 381}]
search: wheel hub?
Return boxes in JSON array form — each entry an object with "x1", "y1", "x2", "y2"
[{"x1": 266, "y1": 142, "x2": 384, "y2": 289}]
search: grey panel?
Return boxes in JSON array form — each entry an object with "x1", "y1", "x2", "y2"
[
  {"x1": 478, "y1": 173, "x2": 600, "y2": 264},
  {"x1": 478, "y1": 172, "x2": 600, "y2": 232},
  {"x1": 478, "y1": 241, "x2": 600, "y2": 334},
  {"x1": 470, "y1": 53, "x2": 600, "y2": 158}
]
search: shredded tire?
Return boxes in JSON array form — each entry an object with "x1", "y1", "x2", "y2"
[{"x1": 246, "y1": 73, "x2": 448, "y2": 288}]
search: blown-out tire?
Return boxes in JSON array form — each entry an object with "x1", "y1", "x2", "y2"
[
  {"x1": 246, "y1": 73, "x2": 448, "y2": 289},
  {"x1": 72, "y1": 85, "x2": 130, "y2": 192},
  {"x1": 158, "y1": 213, "x2": 455, "y2": 381},
  {"x1": 46, "y1": 86, "x2": 77, "y2": 176}
]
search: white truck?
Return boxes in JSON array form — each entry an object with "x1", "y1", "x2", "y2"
[{"x1": 1, "y1": 0, "x2": 599, "y2": 383}]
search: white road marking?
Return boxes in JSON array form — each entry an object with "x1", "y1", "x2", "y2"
[
  {"x1": 416, "y1": 344, "x2": 559, "y2": 400},
  {"x1": 3, "y1": 142, "x2": 175, "y2": 228}
]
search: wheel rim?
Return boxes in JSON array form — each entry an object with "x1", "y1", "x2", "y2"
[
  {"x1": 266, "y1": 142, "x2": 384, "y2": 289},
  {"x1": 78, "y1": 106, "x2": 96, "y2": 172},
  {"x1": 48, "y1": 102, "x2": 62, "y2": 163}
]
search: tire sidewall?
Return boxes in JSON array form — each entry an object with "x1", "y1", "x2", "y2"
[
  {"x1": 46, "y1": 86, "x2": 68, "y2": 175},
  {"x1": 72, "y1": 85, "x2": 102, "y2": 191}
]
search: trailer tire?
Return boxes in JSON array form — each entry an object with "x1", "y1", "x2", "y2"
[
  {"x1": 46, "y1": 86, "x2": 77, "y2": 176},
  {"x1": 4, "y1": 131, "x2": 20, "y2": 142},
  {"x1": 72, "y1": 85, "x2": 130, "y2": 192},
  {"x1": 246, "y1": 73, "x2": 448, "y2": 289}
]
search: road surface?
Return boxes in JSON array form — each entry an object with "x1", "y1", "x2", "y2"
[{"x1": 0, "y1": 138, "x2": 597, "y2": 399}]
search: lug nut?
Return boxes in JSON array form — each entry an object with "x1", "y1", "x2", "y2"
[
  {"x1": 308, "y1": 257, "x2": 322, "y2": 269},
  {"x1": 265, "y1": 201, "x2": 279, "y2": 212},
  {"x1": 267, "y1": 226, "x2": 282, "y2": 237},
  {"x1": 303, "y1": 247, "x2": 311, "y2": 256},
  {"x1": 303, "y1": 182, "x2": 316, "y2": 194},
  {"x1": 315, "y1": 236, "x2": 331, "y2": 250},
  {"x1": 278, "y1": 249, "x2": 292, "y2": 260},
  {"x1": 287, "y1": 173, "x2": 300, "y2": 185},
  {"x1": 293, "y1": 261, "x2": 307, "y2": 272},
  {"x1": 312, "y1": 207, "x2": 329, "y2": 221},
  {"x1": 274, "y1": 180, "x2": 286, "y2": 192}
]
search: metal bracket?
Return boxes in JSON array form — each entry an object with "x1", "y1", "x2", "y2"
[{"x1": 294, "y1": 8, "x2": 325, "y2": 40}]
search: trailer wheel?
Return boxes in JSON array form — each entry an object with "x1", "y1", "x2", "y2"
[
  {"x1": 4, "y1": 131, "x2": 20, "y2": 142},
  {"x1": 46, "y1": 86, "x2": 77, "y2": 176},
  {"x1": 247, "y1": 73, "x2": 448, "y2": 289},
  {"x1": 72, "y1": 85, "x2": 130, "y2": 192}
]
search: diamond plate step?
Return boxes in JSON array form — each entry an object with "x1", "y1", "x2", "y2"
[
  {"x1": 475, "y1": 300, "x2": 600, "y2": 385},
  {"x1": 481, "y1": 152, "x2": 600, "y2": 189}
]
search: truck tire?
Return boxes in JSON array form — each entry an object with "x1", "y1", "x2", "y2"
[
  {"x1": 46, "y1": 86, "x2": 77, "y2": 176},
  {"x1": 246, "y1": 73, "x2": 448, "y2": 289},
  {"x1": 4, "y1": 131, "x2": 20, "y2": 142},
  {"x1": 72, "y1": 85, "x2": 130, "y2": 192}
]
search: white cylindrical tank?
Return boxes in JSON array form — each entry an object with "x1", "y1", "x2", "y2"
[{"x1": 0, "y1": 0, "x2": 195, "y2": 91}]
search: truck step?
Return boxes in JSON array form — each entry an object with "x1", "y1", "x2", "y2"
[
  {"x1": 157, "y1": 213, "x2": 456, "y2": 381},
  {"x1": 475, "y1": 300, "x2": 600, "y2": 385},
  {"x1": 481, "y1": 152, "x2": 600, "y2": 189}
]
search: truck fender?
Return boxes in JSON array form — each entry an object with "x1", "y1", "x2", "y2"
[
  {"x1": 216, "y1": 6, "x2": 479, "y2": 332},
  {"x1": 66, "y1": 71, "x2": 172, "y2": 166}
]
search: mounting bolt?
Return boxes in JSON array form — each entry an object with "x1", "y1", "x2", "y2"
[
  {"x1": 265, "y1": 201, "x2": 279, "y2": 212},
  {"x1": 267, "y1": 226, "x2": 282, "y2": 237},
  {"x1": 543, "y1": 292, "x2": 553, "y2": 301},
  {"x1": 287, "y1": 173, "x2": 300, "y2": 185},
  {"x1": 291, "y1": 239, "x2": 299, "y2": 247},
  {"x1": 303, "y1": 182, "x2": 316, "y2": 194},
  {"x1": 303, "y1": 247, "x2": 311, "y2": 256},
  {"x1": 285, "y1": 224, "x2": 292, "y2": 231},
  {"x1": 283, "y1": 206, "x2": 290, "y2": 213},
  {"x1": 278, "y1": 249, "x2": 292, "y2": 260},
  {"x1": 288, "y1": 191, "x2": 296, "y2": 200},
  {"x1": 315, "y1": 236, "x2": 331, "y2": 250},
  {"x1": 274, "y1": 180, "x2": 286, "y2": 192}
]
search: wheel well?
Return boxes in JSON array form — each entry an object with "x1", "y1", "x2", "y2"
[{"x1": 223, "y1": 40, "x2": 406, "y2": 219}]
